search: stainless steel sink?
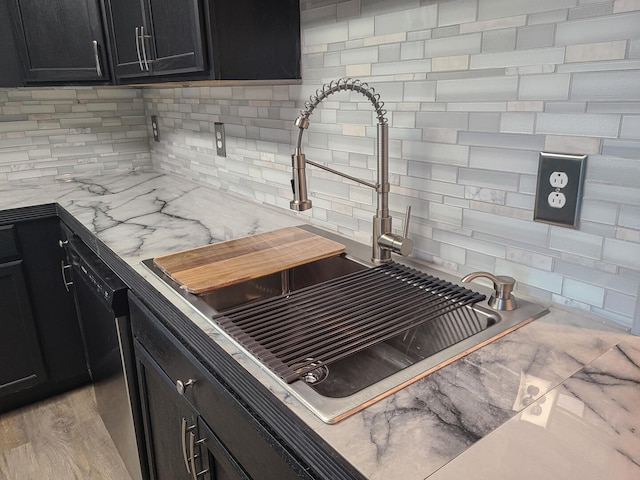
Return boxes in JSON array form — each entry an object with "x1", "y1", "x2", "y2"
[{"x1": 142, "y1": 226, "x2": 549, "y2": 423}]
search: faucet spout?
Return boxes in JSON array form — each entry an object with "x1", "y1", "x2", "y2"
[{"x1": 289, "y1": 78, "x2": 412, "y2": 263}]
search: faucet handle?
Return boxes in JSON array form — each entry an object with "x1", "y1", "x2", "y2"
[
  {"x1": 461, "y1": 272, "x2": 517, "y2": 311},
  {"x1": 378, "y1": 206, "x2": 414, "y2": 257}
]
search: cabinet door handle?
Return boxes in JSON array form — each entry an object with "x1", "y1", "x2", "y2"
[
  {"x1": 60, "y1": 261, "x2": 73, "y2": 292},
  {"x1": 92, "y1": 40, "x2": 103, "y2": 77},
  {"x1": 135, "y1": 26, "x2": 144, "y2": 70},
  {"x1": 189, "y1": 432, "x2": 209, "y2": 480},
  {"x1": 181, "y1": 417, "x2": 197, "y2": 473},
  {"x1": 140, "y1": 25, "x2": 150, "y2": 71}
]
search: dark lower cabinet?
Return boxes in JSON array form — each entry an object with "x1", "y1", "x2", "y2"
[
  {"x1": 0, "y1": 214, "x2": 89, "y2": 413},
  {"x1": 130, "y1": 293, "x2": 310, "y2": 480},
  {"x1": 136, "y1": 340, "x2": 249, "y2": 480},
  {"x1": 0, "y1": 260, "x2": 47, "y2": 396}
]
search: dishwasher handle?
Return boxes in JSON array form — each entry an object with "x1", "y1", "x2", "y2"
[{"x1": 60, "y1": 261, "x2": 73, "y2": 292}]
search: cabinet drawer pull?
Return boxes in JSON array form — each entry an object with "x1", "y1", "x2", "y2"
[
  {"x1": 92, "y1": 40, "x2": 103, "y2": 77},
  {"x1": 189, "y1": 432, "x2": 209, "y2": 479},
  {"x1": 135, "y1": 26, "x2": 144, "y2": 70},
  {"x1": 181, "y1": 417, "x2": 197, "y2": 473},
  {"x1": 60, "y1": 261, "x2": 73, "y2": 292},
  {"x1": 176, "y1": 378, "x2": 195, "y2": 395}
]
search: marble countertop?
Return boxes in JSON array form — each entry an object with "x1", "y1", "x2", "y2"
[{"x1": 2, "y1": 169, "x2": 638, "y2": 480}]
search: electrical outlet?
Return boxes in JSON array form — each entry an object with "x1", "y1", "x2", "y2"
[
  {"x1": 214, "y1": 122, "x2": 226, "y2": 157},
  {"x1": 534, "y1": 152, "x2": 587, "y2": 228},
  {"x1": 547, "y1": 191, "x2": 566, "y2": 208},
  {"x1": 151, "y1": 115, "x2": 160, "y2": 142}
]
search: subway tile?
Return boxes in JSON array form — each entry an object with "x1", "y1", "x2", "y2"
[
  {"x1": 584, "y1": 183, "x2": 640, "y2": 206},
  {"x1": 469, "y1": 113, "x2": 501, "y2": 132},
  {"x1": 401, "y1": 175, "x2": 466, "y2": 198},
  {"x1": 341, "y1": 46, "x2": 379, "y2": 65},
  {"x1": 495, "y1": 258, "x2": 564, "y2": 293},
  {"x1": 481, "y1": 29, "x2": 516, "y2": 53},
  {"x1": 549, "y1": 228, "x2": 603, "y2": 260},
  {"x1": 0, "y1": 120, "x2": 38, "y2": 133},
  {"x1": 586, "y1": 155, "x2": 640, "y2": 188},
  {"x1": 544, "y1": 135, "x2": 601, "y2": 155},
  {"x1": 464, "y1": 209, "x2": 549, "y2": 247},
  {"x1": 425, "y1": 34, "x2": 482, "y2": 57},
  {"x1": 563, "y1": 278, "x2": 605, "y2": 307},
  {"x1": 604, "y1": 237, "x2": 640, "y2": 269},
  {"x1": 470, "y1": 48, "x2": 565, "y2": 70},
  {"x1": 500, "y1": 113, "x2": 535, "y2": 134},
  {"x1": 620, "y1": 205, "x2": 640, "y2": 230},
  {"x1": 468, "y1": 146, "x2": 540, "y2": 175},
  {"x1": 460, "y1": 15, "x2": 527, "y2": 34},
  {"x1": 568, "y1": 2, "x2": 614, "y2": 21},
  {"x1": 374, "y1": 5, "x2": 438, "y2": 36},
  {"x1": 566, "y1": 40, "x2": 627, "y2": 63},
  {"x1": 516, "y1": 24, "x2": 555, "y2": 50},
  {"x1": 604, "y1": 291, "x2": 636, "y2": 317},
  {"x1": 415, "y1": 111, "x2": 468, "y2": 129},
  {"x1": 601, "y1": 139, "x2": 640, "y2": 159},
  {"x1": 458, "y1": 168, "x2": 519, "y2": 192},
  {"x1": 437, "y1": 76, "x2": 518, "y2": 102},
  {"x1": 305, "y1": 22, "x2": 349, "y2": 46},
  {"x1": 535, "y1": 113, "x2": 621, "y2": 137},
  {"x1": 372, "y1": 59, "x2": 432, "y2": 76},
  {"x1": 438, "y1": 0, "x2": 477, "y2": 26},
  {"x1": 519, "y1": 74, "x2": 571, "y2": 101},
  {"x1": 401, "y1": 41, "x2": 425, "y2": 60},
  {"x1": 580, "y1": 200, "x2": 618, "y2": 225},
  {"x1": 403, "y1": 141, "x2": 469, "y2": 165},
  {"x1": 478, "y1": 0, "x2": 576, "y2": 20},
  {"x1": 556, "y1": 11, "x2": 640, "y2": 46},
  {"x1": 459, "y1": 131, "x2": 545, "y2": 151},
  {"x1": 431, "y1": 55, "x2": 469, "y2": 72},
  {"x1": 621, "y1": 116, "x2": 640, "y2": 139}
]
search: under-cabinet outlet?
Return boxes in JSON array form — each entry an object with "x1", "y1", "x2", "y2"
[
  {"x1": 534, "y1": 152, "x2": 587, "y2": 228},
  {"x1": 151, "y1": 115, "x2": 160, "y2": 142},
  {"x1": 214, "y1": 122, "x2": 226, "y2": 157}
]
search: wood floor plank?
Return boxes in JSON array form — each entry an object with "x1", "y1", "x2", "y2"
[{"x1": 0, "y1": 385, "x2": 132, "y2": 480}]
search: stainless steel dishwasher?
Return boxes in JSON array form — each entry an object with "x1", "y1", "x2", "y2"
[{"x1": 61, "y1": 228, "x2": 145, "y2": 480}]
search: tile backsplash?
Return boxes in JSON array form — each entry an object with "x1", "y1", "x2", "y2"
[
  {"x1": 2, "y1": 0, "x2": 640, "y2": 332},
  {"x1": 0, "y1": 87, "x2": 150, "y2": 181},
  {"x1": 145, "y1": 0, "x2": 640, "y2": 332}
]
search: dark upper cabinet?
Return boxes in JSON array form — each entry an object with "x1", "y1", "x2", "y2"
[
  {"x1": 103, "y1": 0, "x2": 206, "y2": 80},
  {"x1": 8, "y1": 0, "x2": 110, "y2": 84},
  {"x1": 104, "y1": 0, "x2": 301, "y2": 83},
  {"x1": 0, "y1": 0, "x2": 22, "y2": 87}
]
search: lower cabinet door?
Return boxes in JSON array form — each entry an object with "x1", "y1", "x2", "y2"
[
  {"x1": 135, "y1": 342, "x2": 203, "y2": 480},
  {"x1": 198, "y1": 417, "x2": 250, "y2": 480},
  {"x1": 0, "y1": 260, "x2": 47, "y2": 397}
]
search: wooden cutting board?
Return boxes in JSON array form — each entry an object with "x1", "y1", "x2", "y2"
[{"x1": 153, "y1": 227, "x2": 345, "y2": 295}]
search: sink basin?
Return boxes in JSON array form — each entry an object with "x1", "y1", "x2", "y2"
[{"x1": 142, "y1": 226, "x2": 549, "y2": 423}]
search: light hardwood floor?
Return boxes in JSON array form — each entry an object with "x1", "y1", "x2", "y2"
[{"x1": 0, "y1": 385, "x2": 132, "y2": 480}]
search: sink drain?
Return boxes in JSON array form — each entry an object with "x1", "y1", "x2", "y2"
[{"x1": 294, "y1": 359, "x2": 329, "y2": 385}]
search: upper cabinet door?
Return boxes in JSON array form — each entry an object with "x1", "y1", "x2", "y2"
[
  {"x1": 144, "y1": 0, "x2": 206, "y2": 76},
  {"x1": 9, "y1": 0, "x2": 110, "y2": 84},
  {"x1": 102, "y1": 0, "x2": 147, "y2": 78},
  {"x1": 104, "y1": 0, "x2": 206, "y2": 81}
]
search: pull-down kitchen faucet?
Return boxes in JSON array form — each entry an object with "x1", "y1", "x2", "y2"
[{"x1": 290, "y1": 78, "x2": 412, "y2": 263}]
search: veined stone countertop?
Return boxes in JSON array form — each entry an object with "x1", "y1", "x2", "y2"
[{"x1": 2, "y1": 170, "x2": 638, "y2": 480}]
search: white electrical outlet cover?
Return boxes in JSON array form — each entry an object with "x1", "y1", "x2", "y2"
[{"x1": 549, "y1": 171, "x2": 569, "y2": 188}]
